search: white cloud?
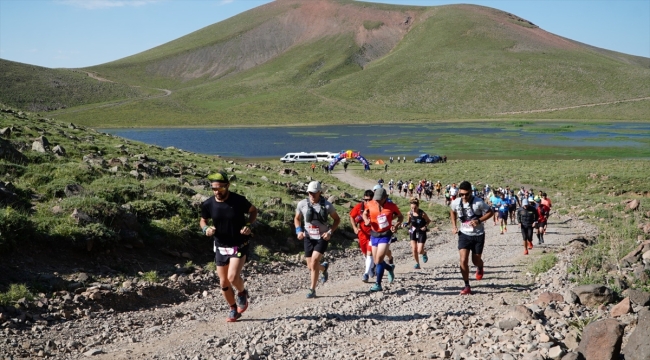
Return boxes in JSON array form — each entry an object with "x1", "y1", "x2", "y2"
[{"x1": 58, "y1": 0, "x2": 163, "y2": 10}]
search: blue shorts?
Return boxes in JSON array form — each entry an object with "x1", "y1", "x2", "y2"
[{"x1": 371, "y1": 236, "x2": 391, "y2": 247}]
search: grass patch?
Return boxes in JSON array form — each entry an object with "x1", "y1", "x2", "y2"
[
  {"x1": 141, "y1": 271, "x2": 161, "y2": 284},
  {"x1": 529, "y1": 253, "x2": 558, "y2": 275},
  {"x1": 0, "y1": 284, "x2": 34, "y2": 306},
  {"x1": 363, "y1": 20, "x2": 384, "y2": 30}
]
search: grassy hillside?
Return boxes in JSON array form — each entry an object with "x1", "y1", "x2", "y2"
[
  {"x1": 9, "y1": 0, "x2": 650, "y2": 126},
  {"x1": 0, "y1": 59, "x2": 154, "y2": 112}
]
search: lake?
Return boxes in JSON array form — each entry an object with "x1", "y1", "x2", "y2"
[{"x1": 101, "y1": 121, "x2": 650, "y2": 160}]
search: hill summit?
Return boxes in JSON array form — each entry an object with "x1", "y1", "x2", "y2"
[{"x1": 4, "y1": 0, "x2": 650, "y2": 126}]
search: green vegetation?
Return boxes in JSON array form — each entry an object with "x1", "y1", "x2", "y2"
[
  {"x1": 0, "y1": 284, "x2": 34, "y2": 306},
  {"x1": 363, "y1": 20, "x2": 384, "y2": 30},
  {"x1": 141, "y1": 271, "x2": 161, "y2": 284},
  {"x1": 529, "y1": 253, "x2": 559, "y2": 275},
  {"x1": 16, "y1": 2, "x2": 643, "y2": 127},
  {"x1": 0, "y1": 59, "x2": 153, "y2": 112}
]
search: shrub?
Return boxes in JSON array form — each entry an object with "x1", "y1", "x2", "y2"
[
  {"x1": 205, "y1": 261, "x2": 217, "y2": 272},
  {"x1": 0, "y1": 284, "x2": 34, "y2": 306},
  {"x1": 141, "y1": 271, "x2": 160, "y2": 283},
  {"x1": 0, "y1": 207, "x2": 32, "y2": 251}
]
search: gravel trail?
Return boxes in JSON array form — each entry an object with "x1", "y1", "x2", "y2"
[{"x1": 7, "y1": 170, "x2": 594, "y2": 360}]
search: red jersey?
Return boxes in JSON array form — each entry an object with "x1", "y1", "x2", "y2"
[
  {"x1": 366, "y1": 200, "x2": 401, "y2": 233},
  {"x1": 541, "y1": 198, "x2": 552, "y2": 209},
  {"x1": 349, "y1": 202, "x2": 371, "y2": 237},
  {"x1": 536, "y1": 204, "x2": 550, "y2": 223}
]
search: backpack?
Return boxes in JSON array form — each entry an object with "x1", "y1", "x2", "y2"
[{"x1": 306, "y1": 197, "x2": 328, "y2": 223}]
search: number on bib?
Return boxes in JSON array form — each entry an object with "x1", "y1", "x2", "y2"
[
  {"x1": 306, "y1": 224, "x2": 321, "y2": 239},
  {"x1": 377, "y1": 214, "x2": 390, "y2": 229},
  {"x1": 461, "y1": 221, "x2": 473, "y2": 232}
]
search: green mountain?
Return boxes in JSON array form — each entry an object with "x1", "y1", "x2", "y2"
[{"x1": 6, "y1": 0, "x2": 650, "y2": 126}]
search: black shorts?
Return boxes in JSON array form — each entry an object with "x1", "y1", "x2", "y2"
[
  {"x1": 410, "y1": 231, "x2": 427, "y2": 244},
  {"x1": 304, "y1": 238, "x2": 328, "y2": 257},
  {"x1": 536, "y1": 221, "x2": 547, "y2": 228},
  {"x1": 509, "y1": 204, "x2": 516, "y2": 212},
  {"x1": 214, "y1": 244, "x2": 249, "y2": 267},
  {"x1": 498, "y1": 211, "x2": 509, "y2": 220},
  {"x1": 521, "y1": 226, "x2": 534, "y2": 241},
  {"x1": 458, "y1": 233, "x2": 485, "y2": 255}
]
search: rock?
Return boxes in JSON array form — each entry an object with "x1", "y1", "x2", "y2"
[
  {"x1": 498, "y1": 318, "x2": 520, "y2": 330},
  {"x1": 564, "y1": 290, "x2": 580, "y2": 304},
  {"x1": 572, "y1": 285, "x2": 614, "y2": 306},
  {"x1": 379, "y1": 350, "x2": 393, "y2": 358},
  {"x1": 506, "y1": 305, "x2": 534, "y2": 321},
  {"x1": 626, "y1": 199, "x2": 640, "y2": 211},
  {"x1": 52, "y1": 144, "x2": 66, "y2": 156},
  {"x1": 71, "y1": 208, "x2": 93, "y2": 224},
  {"x1": 624, "y1": 289, "x2": 650, "y2": 306},
  {"x1": 622, "y1": 308, "x2": 650, "y2": 360},
  {"x1": 32, "y1": 140, "x2": 47, "y2": 152},
  {"x1": 0, "y1": 138, "x2": 28, "y2": 163},
  {"x1": 535, "y1": 292, "x2": 564, "y2": 306},
  {"x1": 577, "y1": 319, "x2": 623, "y2": 360},
  {"x1": 610, "y1": 297, "x2": 631, "y2": 317},
  {"x1": 564, "y1": 330, "x2": 580, "y2": 352},
  {"x1": 643, "y1": 250, "x2": 650, "y2": 263},
  {"x1": 549, "y1": 346, "x2": 565, "y2": 359}
]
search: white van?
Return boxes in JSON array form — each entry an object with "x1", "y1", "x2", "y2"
[
  {"x1": 292, "y1": 153, "x2": 318, "y2": 163},
  {"x1": 280, "y1": 153, "x2": 300, "y2": 163},
  {"x1": 313, "y1": 152, "x2": 337, "y2": 162}
]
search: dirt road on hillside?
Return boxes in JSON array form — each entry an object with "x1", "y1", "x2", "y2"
[
  {"x1": 21, "y1": 170, "x2": 594, "y2": 360},
  {"x1": 494, "y1": 96, "x2": 650, "y2": 115}
]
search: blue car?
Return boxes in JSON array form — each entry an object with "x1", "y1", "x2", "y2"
[
  {"x1": 413, "y1": 154, "x2": 430, "y2": 163},
  {"x1": 425, "y1": 155, "x2": 442, "y2": 163}
]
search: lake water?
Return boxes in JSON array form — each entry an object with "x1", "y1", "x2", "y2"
[{"x1": 101, "y1": 122, "x2": 650, "y2": 159}]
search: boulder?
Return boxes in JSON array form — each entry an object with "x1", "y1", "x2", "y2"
[
  {"x1": 624, "y1": 289, "x2": 650, "y2": 306},
  {"x1": 506, "y1": 305, "x2": 535, "y2": 321},
  {"x1": 560, "y1": 353, "x2": 582, "y2": 360},
  {"x1": 626, "y1": 199, "x2": 640, "y2": 211},
  {"x1": 31, "y1": 140, "x2": 47, "y2": 153},
  {"x1": 610, "y1": 297, "x2": 631, "y2": 317},
  {"x1": 52, "y1": 145, "x2": 66, "y2": 156},
  {"x1": 564, "y1": 290, "x2": 580, "y2": 304},
  {"x1": 64, "y1": 184, "x2": 84, "y2": 197},
  {"x1": 534, "y1": 292, "x2": 564, "y2": 306},
  {"x1": 622, "y1": 308, "x2": 650, "y2": 360},
  {"x1": 572, "y1": 285, "x2": 614, "y2": 306},
  {"x1": 577, "y1": 319, "x2": 623, "y2": 360},
  {"x1": 0, "y1": 138, "x2": 27, "y2": 163},
  {"x1": 498, "y1": 318, "x2": 520, "y2": 330}
]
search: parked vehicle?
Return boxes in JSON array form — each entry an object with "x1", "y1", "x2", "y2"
[
  {"x1": 425, "y1": 155, "x2": 442, "y2": 163},
  {"x1": 413, "y1": 154, "x2": 430, "y2": 163},
  {"x1": 292, "y1": 153, "x2": 319, "y2": 163},
  {"x1": 313, "y1": 152, "x2": 337, "y2": 162},
  {"x1": 280, "y1": 153, "x2": 299, "y2": 163}
]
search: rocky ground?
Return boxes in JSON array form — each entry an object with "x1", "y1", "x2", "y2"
[{"x1": 1, "y1": 172, "x2": 649, "y2": 360}]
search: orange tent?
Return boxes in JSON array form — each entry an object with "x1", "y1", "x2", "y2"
[{"x1": 375, "y1": 159, "x2": 385, "y2": 165}]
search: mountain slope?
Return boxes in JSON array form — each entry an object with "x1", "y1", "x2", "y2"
[{"x1": 11, "y1": 0, "x2": 650, "y2": 126}]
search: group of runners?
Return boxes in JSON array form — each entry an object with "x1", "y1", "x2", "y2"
[
  {"x1": 199, "y1": 170, "x2": 553, "y2": 322},
  {"x1": 385, "y1": 179, "x2": 445, "y2": 201}
]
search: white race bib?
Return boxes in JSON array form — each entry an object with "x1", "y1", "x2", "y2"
[
  {"x1": 377, "y1": 214, "x2": 390, "y2": 229},
  {"x1": 461, "y1": 221, "x2": 473, "y2": 232},
  {"x1": 306, "y1": 224, "x2": 321, "y2": 239},
  {"x1": 217, "y1": 246, "x2": 237, "y2": 256}
]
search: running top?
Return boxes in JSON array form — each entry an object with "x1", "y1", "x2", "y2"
[{"x1": 366, "y1": 200, "x2": 401, "y2": 235}]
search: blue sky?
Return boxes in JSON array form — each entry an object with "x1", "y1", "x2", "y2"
[{"x1": 1, "y1": 0, "x2": 648, "y2": 69}]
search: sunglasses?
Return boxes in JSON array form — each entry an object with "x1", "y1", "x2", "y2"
[
  {"x1": 211, "y1": 186, "x2": 228, "y2": 192},
  {"x1": 459, "y1": 192, "x2": 471, "y2": 197},
  {"x1": 363, "y1": 198, "x2": 372, "y2": 201}
]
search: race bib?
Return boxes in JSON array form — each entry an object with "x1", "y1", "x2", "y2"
[
  {"x1": 461, "y1": 221, "x2": 473, "y2": 232},
  {"x1": 377, "y1": 214, "x2": 390, "y2": 229},
  {"x1": 306, "y1": 224, "x2": 321, "y2": 239},
  {"x1": 217, "y1": 246, "x2": 238, "y2": 256},
  {"x1": 500, "y1": 205, "x2": 506, "y2": 211}
]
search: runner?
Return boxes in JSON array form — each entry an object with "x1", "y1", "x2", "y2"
[
  {"x1": 294, "y1": 181, "x2": 341, "y2": 299},
  {"x1": 408, "y1": 180, "x2": 415, "y2": 197},
  {"x1": 444, "y1": 185, "x2": 451, "y2": 206},
  {"x1": 449, "y1": 183, "x2": 459, "y2": 201},
  {"x1": 541, "y1": 192, "x2": 552, "y2": 210},
  {"x1": 450, "y1": 181, "x2": 493, "y2": 295},
  {"x1": 416, "y1": 182, "x2": 423, "y2": 200},
  {"x1": 407, "y1": 197, "x2": 431, "y2": 269},
  {"x1": 517, "y1": 198, "x2": 538, "y2": 254},
  {"x1": 535, "y1": 197, "x2": 550, "y2": 244},
  {"x1": 402, "y1": 181, "x2": 408, "y2": 197},
  {"x1": 362, "y1": 188, "x2": 403, "y2": 291},
  {"x1": 343, "y1": 162, "x2": 348, "y2": 172},
  {"x1": 497, "y1": 192, "x2": 509, "y2": 234},
  {"x1": 388, "y1": 179, "x2": 394, "y2": 195},
  {"x1": 424, "y1": 181, "x2": 433, "y2": 201},
  {"x1": 435, "y1": 181, "x2": 442, "y2": 198},
  {"x1": 508, "y1": 190, "x2": 519, "y2": 225},
  {"x1": 200, "y1": 170, "x2": 258, "y2": 322},
  {"x1": 489, "y1": 190, "x2": 500, "y2": 226},
  {"x1": 350, "y1": 190, "x2": 375, "y2": 282}
]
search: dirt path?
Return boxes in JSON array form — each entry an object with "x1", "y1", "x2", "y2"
[
  {"x1": 494, "y1": 96, "x2": 650, "y2": 115},
  {"x1": 27, "y1": 170, "x2": 591, "y2": 359}
]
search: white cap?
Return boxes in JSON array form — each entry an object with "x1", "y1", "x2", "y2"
[
  {"x1": 373, "y1": 184, "x2": 383, "y2": 190},
  {"x1": 307, "y1": 181, "x2": 321, "y2": 193}
]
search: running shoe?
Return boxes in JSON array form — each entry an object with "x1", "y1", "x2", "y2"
[
  {"x1": 235, "y1": 289, "x2": 248, "y2": 313},
  {"x1": 500, "y1": 231, "x2": 504, "y2": 235},
  {"x1": 524, "y1": 249, "x2": 529, "y2": 255},
  {"x1": 528, "y1": 241, "x2": 534, "y2": 250},
  {"x1": 306, "y1": 289, "x2": 316, "y2": 299},
  {"x1": 226, "y1": 308, "x2": 241, "y2": 322},
  {"x1": 422, "y1": 253, "x2": 428, "y2": 263},
  {"x1": 387, "y1": 264, "x2": 395, "y2": 283},
  {"x1": 370, "y1": 283, "x2": 383, "y2": 292},
  {"x1": 362, "y1": 273, "x2": 369, "y2": 283},
  {"x1": 475, "y1": 268, "x2": 484, "y2": 281},
  {"x1": 320, "y1": 262, "x2": 329, "y2": 283},
  {"x1": 414, "y1": 263, "x2": 421, "y2": 270},
  {"x1": 460, "y1": 286, "x2": 472, "y2": 295}
]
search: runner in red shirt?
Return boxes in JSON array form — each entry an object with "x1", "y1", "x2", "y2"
[
  {"x1": 350, "y1": 190, "x2": 375, "y2": 282},
  {"x1": 362, "y1": 188, "x2": 403, "y2": 292},
  {"x1": 535, "y1": 198, "x2": 550, "y2": 244}
]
